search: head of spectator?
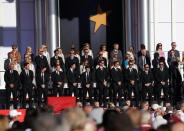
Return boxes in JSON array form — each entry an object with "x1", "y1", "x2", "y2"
[
  {"x1": 83, "y1": 43, "x2": 90, "y2": 50},
  {"x1": 171, "y1": 42, "x2": 177, "y2": 50},
  {"x1": 171, "y1": 123, "x2": 184, "y2": 131},
  {"x1": 0, "y1": 115, "x2": 9, "y2": 131},
  {"x1": 157, "y1": 124, "x2": 170, "y2": 131},
  {"x1": 141, "y1": 101, "x2": 149, "y2": 111},
  {"x1": 127, "y1": 108, "x2": 142, "y2": 129},
  {"x1": 33, "y1": 113, "x2": 57, "y2": 131},
  {"x1": 83, "y1": 102, "x2": 93, "y2": 116},
  {"x1": 152, "y1": 103, "x2": 161, "y2": 112},
  {"x1": 180, "y1": 101, "x2": 184, "y2": 112},
  {"x1": 156, "y1": 43, "x2": 163, "y2": 51},
  {"x1": 57, "y1": 47, "x2": 63, "y2": 55},
  {"x1": 102, "y1": 109, "x2": 119, "y2": 131},
  {"x1": 9, "y1": 110, "x2": 22, "y2": 128},
  {"x1": 25, "y1": 56, "x2": 32, "y2": 64},
  {"x1": 141, "y1": 111, "x2": 152, "y2": 130},
  {"x1": 61, "y1": 108, "x2": 87, "y2": 131}
]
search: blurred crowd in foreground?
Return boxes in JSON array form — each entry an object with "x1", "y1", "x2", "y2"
[{"x1": 0, "y1": 100, "x2": 184, "y2": 131}]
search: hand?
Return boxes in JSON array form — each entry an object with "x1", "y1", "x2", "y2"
[
  {"x1": 73, "y1": 83, "x2": 77, "y2": 86},
  {"x1": 58, "y1": 82, "x2": 62, "y2": 85},
  {"x1": 161, "y1": 81, "x2": 165, "y2": 85},
  {"x1": 118, "y1": 81, "x2": 121, "y2": 86},
  {"x1": 41, "y1": 84, "x2": 45, "y2": 88},
  {"x1": 86, "y1": 84, "x2": 90, "y2": 88},
  {"x1": 104, "y1": 81, "x2": 107, "y2": 86},
  {"x1": 9, "y1": 84, "x2": 14, "y2": 88},
  {"x1": 145, "y1": 83, "x2": 150, "y2": 87},
  {"x1": 130, "y1": 80, "x2": 135, "y2": 85}
]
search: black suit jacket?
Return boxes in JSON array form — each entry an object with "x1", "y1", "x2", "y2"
[
  {"x1": 36, "y1": 72, "x2": 50, "y2": 87},
  {"x1": 95, "y1": 67, "x2": 109, "y2": 83},
  {"x1": 20, "y1": 69, "x2": 34, "y2": 88},
  {"x1": 81, "y1": 71, "x2": 94, "y2": 86},
  {"x1": 4, "y1": 59, "x2": 11, "y2": 71},
  {"x1": 155, "y1": 68, "x2": 170, "y2": 84},
  {"x1": 81, "y1": 55, "x2": 93, "y2": 68},
  {"x1": 124, "y1": 68, "x2": 139, "y2": 85},
  {"x1": 51, "y1": 71, "x2": 66, "y2": 86},
  {"x1": 110, "y1": 67, "x2": 123, "y2": 84},
  {"x1": 94, "y1": 57, "x2": 107, "y2": 67},
  {"x1": 65, "y1": 56, "x2": 79, "y2": 71},
  {"x1": 66, "y1": 69, "x2": 79, "y2": 84},
  {"x1": 35, "y1": 55, "x2": 50, "y2": 73},
  {"x1": 141, "y1": 71, "x2": 154, "y2": 85},
  {"x1": 50, "y1": 56, "x2": 65, "y2": 69},
  {"x1": 4, "y1": 70, "x2": 20, "y2": 89}
]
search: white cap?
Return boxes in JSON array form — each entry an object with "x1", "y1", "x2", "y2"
[
  {"x1": 9, "y1": 110, "x2": 22, "y2": 118},
  {"x1": 152, "y1": 104, "x2": 161, "y2": 110},
  {"x1": 161, "y1": 107, "x2": 166, "y2": 112}
]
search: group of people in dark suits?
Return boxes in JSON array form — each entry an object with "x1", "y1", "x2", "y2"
[{"x1": 3, "y1": 42, "x2": 184, "y2": 108}]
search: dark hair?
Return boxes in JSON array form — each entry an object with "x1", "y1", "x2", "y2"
[
  {"x1": 140, "y1": 44, "x2": 145, "y2": 49},
  {"x1": 24, "y1": 62, "x2": 29, "y2": 67},
  {"x1": 156, "y1": 43, "x2": 162, "y2": 51}
]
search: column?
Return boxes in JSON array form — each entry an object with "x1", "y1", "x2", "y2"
[
  {"x1": 47, "y1": 0, "x2": 58, "y2": 56},
  {"x1": 35, "y1": 0, "x2": 43, "y2": 52},
  {"x1": 140, "y1": 0, "x2": 149, "y2": 50}
]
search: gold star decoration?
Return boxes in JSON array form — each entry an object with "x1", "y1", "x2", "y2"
[{"x1": 90, "y1": 12, "x2": 107, "y2": 33}]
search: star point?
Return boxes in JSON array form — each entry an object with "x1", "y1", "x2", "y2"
[{"x1": 90, "y1": 12, "x2": 107, "y2": 33}]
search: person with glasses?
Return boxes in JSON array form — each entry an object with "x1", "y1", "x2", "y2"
[
  {"x1": 155, "y1": 61, "x2": 170, "y2": 103},
  {"x1": 124, "y1": 60, "x2": 139, "y2": 106},
  {"x1": 35, "y1": 48, "x2": 50, "y2": 74},
  {"x1": 65, "y1": 49, "x2": 80, "y2": 73},
  {"x1": 141, "y1": 64, "x2": 154, "y2": 102},
  {"x1": 167, "y1": 42, "x2": 180, "y2": 67},
  {"x1": 155, "y1": 43, "x2": 165, "y2": 58}
]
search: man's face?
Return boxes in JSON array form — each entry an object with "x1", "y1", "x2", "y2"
[
  {"x1": 114, "y1": 62, "x2": 119, "y2": 67},
  {"x1": 144, "y1": 65, "x2": 149, "y2": 71},
  {"x1": 114, "y1": 44, "x2": 119, "y2": 50},
  {"x1": 55, "y1": 50, "x2": 59, "y2": 56},
  {"x1": 39, "y1": 49, "x2": 44, "y2": 55},
  {"x1": 159, "y1": 62, "x2": 164, "y2": 68},
  {"x1": 56, "y1": 65, "x2": 61, "y2": 71},
  {"x1": 172, "y1": 42, "x2": 176, "y2": 50}
]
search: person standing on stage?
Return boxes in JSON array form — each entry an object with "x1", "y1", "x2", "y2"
[
  {"x1": 155, "y1": 61, "x2": 170, "y2": 102},
  {"x1": 35, "y1": 48, "x2": 50, "y2": 74},
  {"x1": 36, "y1": 67, "x2": 50, "y2": 105},
  {"x1": 124, "y1": 60, "x2": 139, "y2": 106},
  {"x1": 81, "y1": 66, "x2": 94, "y2": 101},
  {"x1": 66, "y1": 63, "x2": 80, "y2": 97},
  {"x1": 50, "y1": 48, "x2": 65, "y2": 71},
  {"x1": 20, "y1": 63, "x2": 34, "y2": 107},
  {"x1": 95, "y1": 60, "x2": 109, "y2": 105},
  {"x1": 110, "y1": 61, "x2": 123, "y2": 104},
  {"x1": 51, "y1": 64, "x2": 66, "y2": 96},
  {"x1": 4, "y1": 62, "x2": 20, "y2": 108},
  {"x1": 141, "y1": 64, "x2": 154, "y2": 102}
]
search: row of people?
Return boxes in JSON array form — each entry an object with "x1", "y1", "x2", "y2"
[{"x1": 4, "y1": 57, "x2": 182, "y2": 108}]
